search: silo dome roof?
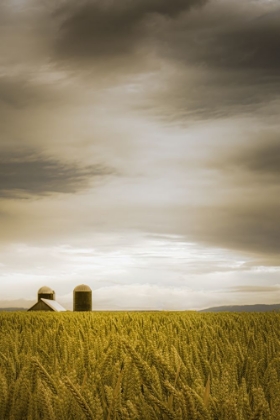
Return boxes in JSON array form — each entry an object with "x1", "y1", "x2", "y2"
[
  {"x1": 38, "y1": 286, "x2": 54, "y2": 294},
  {"x1": 74, "y1": 284, "x2": 92, "y2": 292}
]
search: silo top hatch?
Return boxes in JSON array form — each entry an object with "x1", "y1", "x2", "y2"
[{"x1": 74, "y1": 284, "x2": 92, "y2": 292}]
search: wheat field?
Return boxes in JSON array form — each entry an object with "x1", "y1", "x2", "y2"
[{"x1": 0, "y1": 311, "x2": 280, "y2": 419}]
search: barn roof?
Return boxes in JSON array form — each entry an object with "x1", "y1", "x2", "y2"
[
  {"x1": 28, "y1": 298, "x2": 67, "y2": 312},
  {"x1": 41, "y1": 298, "x2": 67, "y2": 312}
]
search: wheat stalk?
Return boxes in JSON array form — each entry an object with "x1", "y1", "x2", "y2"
[{"x1": 63, "y1": 376, "x2": 94, "y2": 420}]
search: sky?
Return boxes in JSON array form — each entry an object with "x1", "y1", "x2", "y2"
[{"x1": 0, "y1": 0, "x2": 280, "y2": 310}]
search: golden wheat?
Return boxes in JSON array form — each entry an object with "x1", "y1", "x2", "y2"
[{"x1": 0, "y1": 311, "x2": 280, "y2": 419}]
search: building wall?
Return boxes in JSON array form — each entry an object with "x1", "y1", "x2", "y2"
[
  {"x1": 73, "y1": 291, "x2": 92, "y2": 311},
  {"x1": 38, "y1": 293, "x2": 54, "y2": 301},
  {"x1": 27, "y1": 300, "x2": 54, "y2": 311}
]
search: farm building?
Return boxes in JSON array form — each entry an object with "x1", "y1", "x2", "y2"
[
  {"x1": 27, "y1": 284, "x2": 93, "y2": 311},
  {"x1": 73, "y1": 284, "x2": 92, "y2": 312},
  {"x1": 28, "y1": 286, "x2": 66, "y2": 312},
  {"x1": 28, "y1": 298, "x2": 66, "y2": 312},
  {"x1": 37, "y1": 285, "x2": 55, "y2": 301}
]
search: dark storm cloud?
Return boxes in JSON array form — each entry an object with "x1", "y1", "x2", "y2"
[
  {"x1": 212, "y1": 135, "x2": 280, "y2": 183},
  {"x1": 57, "y1": 0, "x2": 280, "y2": 74},
  {"x1": 179, "y1": 136, "x2": 280, "y2": 258},
  {"x1": 54, "y1": 0, "x2": 207, "y2": 59},
  {"x1": 0, "y1": 0, "x2": 279, "y2": 262},
  {"x1": 142, "y1": 3, "x2": 280, "y2": 119},
  {"x1": 2, "y1": 0, "x2": 279, "y2": 120},
  {"x1": 0, "y1": 152, "x2": 115, "y2": 198},
  {"x1": 162, "y1": 7, "x2": 280, "y2": 72},
  {"x1": 0, "y1": 76, "x2": 55, "y2": 109},
  {"x1": 209, "y1": 15, "x2": 280, "y2": 72},
  {"x1": 143, "y1": 70, "x2": 277, "y2": 121},
  {"x1": 226, "y1": 142, "x2": 280, "y2": 181},
  {"x1": 184, "y1": 199, "x2": 280, "y2": 257}
]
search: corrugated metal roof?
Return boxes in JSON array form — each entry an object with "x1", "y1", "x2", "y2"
[
  {"x1": 74, "y1": 284, "x2": 92, "y2": 292},
  {"x1": 41, "y1": 298, "x2": 67, "y2": 312}
]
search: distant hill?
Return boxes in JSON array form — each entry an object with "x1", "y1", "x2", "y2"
[
  {"x1": 0, "y1": 299, "x2": 35, "y2": 310},
  {"x1": 0, "y1": 308, "x2": 27, "y2": 312},
  {"x1": 200, "y1": 304, "x2": 280, "y2": 313},
  {"x1": 1, "y1": 303, "x2": 280, "y2": 313}
]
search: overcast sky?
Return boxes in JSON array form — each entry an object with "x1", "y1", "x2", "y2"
[{"x1": 0, "y1": 0, "x2": 280, "y2": 310}]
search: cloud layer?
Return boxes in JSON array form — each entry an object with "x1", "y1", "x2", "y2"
[
  {"x1": 55, "y1": 0, "x2": 207, "y2": 58},
  {"x1": 0, "y1": 152, "x2": 115, "y2": 197}
]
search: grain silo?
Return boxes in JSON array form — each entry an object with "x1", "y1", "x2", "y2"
[
  {"x1": 73, "y1": 284, "x2": 92, "y2": 311},
  {"x1": 38, "y1": 286, "x2": 55, "y2": 301}
]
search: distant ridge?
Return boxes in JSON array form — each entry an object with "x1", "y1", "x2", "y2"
[
  {"x1": 0, "y1": 308, "x2": 27, "y2": 312},
  {"x1": 200, "y1": 304, "x2": 280, "y2": 313}
]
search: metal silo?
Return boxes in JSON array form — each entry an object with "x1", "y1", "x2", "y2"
[
  {"x1": 38, "y1": 286, "x2": 55, "y2": 301},
  {"x1": 73, "y1": 284, "x2": 92, "y2": 311}
]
